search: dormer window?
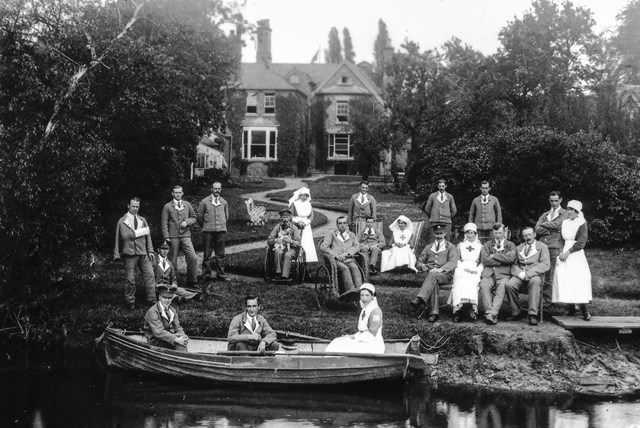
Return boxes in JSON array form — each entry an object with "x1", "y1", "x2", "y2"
[
  {"x1": 336, "y1": 101, "x2": 349, "y2": 123},
  {"x1": 264, "y1": 93, "x2": 275, "y2": 114},
  {"x1": 246, "y1": 92, "x2": 257, "y2": 114}
]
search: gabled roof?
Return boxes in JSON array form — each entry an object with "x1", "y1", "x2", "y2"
[
  {"x1": 311, "y1": 61, "x2": 384, "y2": 105},
  {"x1": 617, "y1": 85, "x2": 640, "y2": 109}
]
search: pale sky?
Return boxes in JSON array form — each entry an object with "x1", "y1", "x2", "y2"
[{"x1": 234, "y1": 0, "x2": 631, "y2": 64}]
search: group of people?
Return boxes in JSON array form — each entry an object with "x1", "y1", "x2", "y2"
[
  {"x1": 123, "y1": 178, "x2": 592, "y2": 355},
  {"x1": 113, "y1": 182, "x2": 231, "y2": 310}
]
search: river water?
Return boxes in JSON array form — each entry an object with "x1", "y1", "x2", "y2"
[{"x1": 2, "y1": 361, "x2": 639, "y2": 428}]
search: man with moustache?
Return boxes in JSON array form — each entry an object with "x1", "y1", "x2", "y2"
[
  {"x1": 197, "y1": 181, "x2": 230, "y2": 282},
  {"x1": 423, "y1": 179, "x2": 457, "y2": 241},
  {"x1": 161, "y1": 185, "x2": 198, "y2": 287}
]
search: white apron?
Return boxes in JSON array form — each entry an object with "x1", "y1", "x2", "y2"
[
  {"x1": 448, "y1": 240, "x2": 483, "y2": 311},
  {"x1": 291, "y1": 200, "x2": 318, "y2": 262},
  {"x1": 552, "y1": 219, "x2": 592, "y2": 303},
  {"x1": 325, "y1": 299, "x2": 385, "y2": 354},
  {"x1": 380, "y1": 229, "x2": 417, "y2": 272}
]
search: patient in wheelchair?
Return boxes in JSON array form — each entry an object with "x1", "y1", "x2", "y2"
[
  {"x1": 274, "y1": 222, "x2": 294, "y2": 253},
  {"x1": 268, "y1": 209, "x2": 301, "y2": 280}
]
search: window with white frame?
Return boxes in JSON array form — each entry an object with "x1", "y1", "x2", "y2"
[
  {"x1": 246, "y1": 92, "x2": 257, "y2": 114},
  {"x1": 264, "y1": 93, "x2": 275, "y2": 114},
  {"x1": 242, "y1": 128, "x2": 277, "y2": 160},
  {"x1": 336, "y1": 101, "x2": 349, "y2": 123},
  {"x1": 328, "y1": 133, "x2": 352, "y2": 159}
]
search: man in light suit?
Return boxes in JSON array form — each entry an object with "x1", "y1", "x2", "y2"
[
  {"x1": 534, "y1": 191, "x2": 568, "y2": 305},
  {"x1": 479, "y1": 223, "x2": 516, "y2": 325},
  {"x1": 197, "y1": 181, "x2": 230, "y2": 282},
  {"x1": 423, "y1": 179, "x2": 457, "y2": 241},
  {"x1": 319, "y1": 216, "x2": 363, "y2": 299},
  {"x1": 469, "y1": 181, "x2": 502, "y2": 244},
  {"x1": 161, "y1": 185, "x2": 198, "y2": 287},
  {"x1": 227, "y1": 295, "x2": 279, "y2": 352},
  {"x1": 357, "y1": 216, "x2": 386, "y2": 275},
  {"x1": 347, "y1": 181, "x2": 377, "y2": 229},
  {"x1": 411, "y1": 223, "x2": 459, "y2": 323},
  {"x1": 113, "y1": 197, "x2": 156, "y2": 310},
  {"x1": 504, "y1": 227, "x2": 550, "y2": 326}
]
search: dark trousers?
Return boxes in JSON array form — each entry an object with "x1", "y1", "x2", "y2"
[
  {"x1": 148, "y1": 335, "x2": 188, "y2": 352},
  {"x1": 169, "y1": 237, "x2": 198, "y2": 284},
  {"x1": 544, "y1": 247, "x2": 560, "y2": 304},
  {"x1": 203, "y1": 231, "x2": 226, "y2": 276},
  {"x1": 417, "y1": 271, "x2": 453, "y2": 315},
  {"x1": 229, "y1": 341, "x2": 280, "y2": 351},
  {"x1": 477, "y1": 229, "x2": 493, "y2": 245},
  {"x1": 122, "y1": 255, "x2": 156, "y2": 304},
  {"x1": 505, "y1": 275, "x2": 543, "y2": 316}
]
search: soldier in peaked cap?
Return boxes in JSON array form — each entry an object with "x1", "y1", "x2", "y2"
[
  {"x1": 267, "y1": 209, "x2": 301, "y2": 280},
  {"x1": 410, "y1": 223, "x2": 459, "y2": 323}
]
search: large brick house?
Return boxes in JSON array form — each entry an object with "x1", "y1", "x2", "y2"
[{"x1": 229, "y1": 19, "x2": 388, "y2": 177}]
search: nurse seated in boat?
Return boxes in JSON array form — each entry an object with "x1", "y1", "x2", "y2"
[
  {"x1": 227, "y1": 295, "x2": 280, "y2": 352},
  {"x1": 325, "y1": 283, "x2": 385, "y2": 354},
  {"x1": 143, "y1": 284, "x2": 189, "y2": 351}
]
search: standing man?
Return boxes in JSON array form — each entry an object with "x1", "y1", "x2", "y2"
[
  {"x1": 227, "y1": 295, "x2": 280, "y2": 352},
  {"x1": 423, "y1": 179, "x2": 457, "y2": 241},
  {"x1": 267, "y1": 209, "x2": 301, "y2": 280},
  {"x1": 479, "y1": 223, "x2": 516, "y2": 325},
  {"x1": 410, "y1": 224, "x2": 459, "y2": 323},
  {"x1": 197, "y1": 181, "x2": 230, "y2": 282},
  {"x1": 534, "y1": 191, "x2": 567, "y2": 305},
  {"x1": 347, "y1": 181, "x2": 377, "y2": 229},
  {"x1": 504, "y1": 227, "x2": 550, "y2": 326},
  {"x1": 319, "y1": 216, "x2": 363, "y2": 299},
  {"x1": 161, "y1": 185, "x2": 198, "y2": 287},
  {"x1": 113, "y1": 197, "x2": 156, "y2": 310},
  {"x1": 357, "y1": 216, "x2": 385, "y2": 275},
  {"x1": 469, "y1": 181, "x2": 502, "y2": 244}
]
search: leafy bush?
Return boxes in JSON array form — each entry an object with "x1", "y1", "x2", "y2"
[{"x1": 412, "y1": 126, "x2": 640, "y2": 246}]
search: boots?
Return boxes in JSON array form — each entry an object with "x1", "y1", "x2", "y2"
[
  {"x1": 580, "y1": 304, "x2": 591, "y2": 321},
  {"x1": 216, "y1": 257, "x2": 230, "y2": 282}
]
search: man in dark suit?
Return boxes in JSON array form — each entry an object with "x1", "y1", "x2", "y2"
[
  {"x1": 267, "y1": 209, "x2": 301, "y2": 280},
  {"x1": 504, "y1": 227, "x2": 551, "y2": 326},
  {"x1": 319, "y1": 216, "x2": 363, "y2": 299},
  {"x1": 153, "y1": 242, "x2": 199, "y2": 301},
  {"x1": 423, "y1": 179, "x2": 457, "y2": 241},
  {"x1": 197, "y1": 181, "x2": 230, "y2": 282},
  {"x1": 347, "y1": 181, "x2": 377, "y2": 229},
  {"x1": 479, "y1": 223, "x2": 516, "y2": 325},
  {"x1": 144, "y1": 284, "x2": 189, "y2": 351},
  {"x1": 469, "y1": 181, "x2": 502, "y2": 244},
  {"x1": 227, "y1": 295, "x2": 279, "y2": 352},
  {"x1": 411, "y1": 223, "x2": 459, "y2": 322},
  {"x1": 161, "y1": 185, "x2": 198, "y2": 287},
  {"x1": 357, "y1": 216, "x2": 386, "y2": 275},
  {"x1": 113, "y1": 197, "x2": 156, "y2": 310},
  {"x1": 534, "y1": 191, "x2": 568, "y2": 305}
]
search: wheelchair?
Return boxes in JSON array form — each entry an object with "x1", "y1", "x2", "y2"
[
  {"x1": 314, "y1": 251, "x2": 369, "y2": 311},
  {"x1": 263, "y1": 243, "x2": 307, "y2": 284}
]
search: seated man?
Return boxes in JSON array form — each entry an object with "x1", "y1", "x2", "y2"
[
  {"x1": 153, "y1": 241, "x2": 199, "y2": 301},
  {"x1": 504, "y1": 227, "x2": 550, "y2": 326},
  {"x1": 410, "y1": 223, "x2": 459, "y2": 322},
  {"x1": 479, "y1": 223, "x2": 517, "y2": 325},
  {"x1": 228, "y1": 295, "x2": 280, "y2": 352},
  {"x1": 267, "y1": 209, "x2": 301, "y2": 280},
  {"x1": 144, "y1": 284, "x2": 189, "y2": 351},
  {"x1": 319, "y1": 216, "x2": 363, "y2": 299},
  {"x1": 357, "y1": 216, "x2": 385, "y2": 275}
]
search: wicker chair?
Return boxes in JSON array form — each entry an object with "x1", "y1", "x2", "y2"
[{"x1": 314, "y1": 251, "x2": 368, "y2": 311}]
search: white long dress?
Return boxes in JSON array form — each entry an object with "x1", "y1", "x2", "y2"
[
  {"x1": 448, "y1": 240, "x2": 483, "y2": 312},
  {"x1": 325, "y1": 298, "x2": 385, "y2": 354},
  {"x1": 291, "y1": 200, "x2": 318, "y2": 262},
  {"x1": 380, "y1": 229, "x2": 418, "y2": 272},
  {"x1": 552, "y1": 218, "x2": 592, "y2": 303}
]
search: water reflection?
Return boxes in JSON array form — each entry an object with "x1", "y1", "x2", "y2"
[{"x1": 1, "y1": 367, "x2": 639, "y2": 427}]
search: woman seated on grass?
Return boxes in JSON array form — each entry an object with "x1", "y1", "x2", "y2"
[
  {"x1": 325, "y1": 283, "x2": 385, "y2": 354},
  {"x1": 380, "y1": 215, "x2": 418, "y2": 273}
]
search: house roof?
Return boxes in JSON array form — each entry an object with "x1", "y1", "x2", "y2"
[
  {"x1": 617, "y1": 85, "x2": 640, "y2": 109},
  {"x1": 240, "y1": 63, "x2": 298, "y2": 91}
]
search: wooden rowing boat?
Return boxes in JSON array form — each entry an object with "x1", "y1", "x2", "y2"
[{"x1": 100, "y1": 327, "x2": 437, "y2": 386}]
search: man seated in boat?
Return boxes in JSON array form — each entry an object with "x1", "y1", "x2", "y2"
[
  {"x1": 143, "y1": 284, "x2": 189, "y2": 351},
  {"x1": 267, "y1": 209, "x2": 301, "y2": 280},
  {"x1": 227, "y1": 295, "x2": 280, "y2": 352}
]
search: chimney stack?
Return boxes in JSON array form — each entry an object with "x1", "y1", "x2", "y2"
[{"x1": 256, "y1": 19, "x2": 272, "y2": 66}]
